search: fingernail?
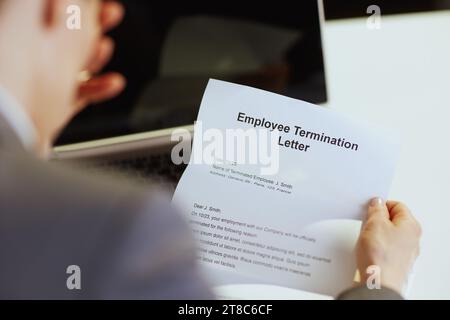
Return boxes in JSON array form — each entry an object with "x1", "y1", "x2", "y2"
[{"x1": 369, "y1": 197, "x2": 384, "y2": 207}]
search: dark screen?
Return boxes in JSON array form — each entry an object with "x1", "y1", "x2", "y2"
[
  {"x1": 325, "y1": 0, "x2": 450, "y2": 20},
  {"x1": 57, "y1": 1, "x2": 327, "y2": 145}
]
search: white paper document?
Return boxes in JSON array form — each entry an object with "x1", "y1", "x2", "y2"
[{"x1": 172, "y1": 79, "x2": 400, "y2": 297}]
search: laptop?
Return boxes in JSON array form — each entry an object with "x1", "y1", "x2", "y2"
[{"x1": 52, "y1": 0, "x2": 328, "y2": 191}]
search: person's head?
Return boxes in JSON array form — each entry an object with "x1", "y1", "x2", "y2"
[{"x1": 0, "y1": 0, "x2": 102, "y2": 150}]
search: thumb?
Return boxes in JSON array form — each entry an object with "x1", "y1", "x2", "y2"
[{"x1": 366, "y1": 197, "x2": 390, "y2": 221}]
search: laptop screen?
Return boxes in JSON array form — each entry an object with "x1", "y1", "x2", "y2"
[{"x1": 56, "y1": 1, "x2": 327, "y2": 145}]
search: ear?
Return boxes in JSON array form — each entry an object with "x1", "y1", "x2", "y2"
[{"x1": 43, "y1": 0, "x2": 62, "y2": 28}]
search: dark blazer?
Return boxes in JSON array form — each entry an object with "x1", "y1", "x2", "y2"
[
  {"x1": 0, "y1": 114, "x2": 212, "y2": 299},
  {"x1": 338, "y1": 287, "x2": 403, "y2": 300}
]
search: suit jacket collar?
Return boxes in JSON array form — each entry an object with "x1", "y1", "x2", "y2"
[
  {"x1": 0, "y1": 86, "x2": 36, "y2": 153},
  {"x1": 0, "y1": 112, "x2": 26, "y2": 153}
]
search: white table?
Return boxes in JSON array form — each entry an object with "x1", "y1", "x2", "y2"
[{"x1": 323, "y1": 10, "x2": 450, "y2": 299}]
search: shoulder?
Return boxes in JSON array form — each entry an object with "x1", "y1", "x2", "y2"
[
  {"x1": 0, "y1": 150, "x2": 204, "y2": 298},
  {"x1": 0, "y1": 149, "x2": 191, "y2": 247},
  {"x1": 0, "y1": 149, "x2": 168, "y2": 220}
]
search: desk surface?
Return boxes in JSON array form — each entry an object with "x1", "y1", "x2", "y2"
[{"x1": 323, "y1": 10, "x2": 450, "y2": 299}]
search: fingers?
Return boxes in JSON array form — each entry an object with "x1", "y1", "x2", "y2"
[
  {"x1": 386, "y1": 201, "x2": 411, "y2": 222},
  {"x1": 76, "y1": 73, "x2": 126, "y2": 111},
  {"x1": 100, "y1": 1, "x2": 125, "y2": 32},
  {"x1": 72, "y1": 1, "x2": 125, "y2": 115},
  {"x1": 386, "y1": 201, "x2": 421, "y2": 234},
  {"x1": 366, "y1": 197, "x2": 390, "y2": 221},
  {"x1": 367, "y1": 199, "x2": 422, "y2": 238},
  {"x1": 86, "y1": 1, "x2": 124, "y2": 73},
  {"x1": 86, "y1": 37, "x2": 114, "y2": 74}
]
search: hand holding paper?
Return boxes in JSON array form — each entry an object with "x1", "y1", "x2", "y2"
[{"x1": 173, "y1": 79, "x2": 400, "y2": 296}]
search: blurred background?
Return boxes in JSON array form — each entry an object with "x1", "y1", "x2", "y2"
[
  {"x1": 325, "y1": 0, "x2": 450, "y2": 19},
  {"x1": 56, "y1": 0, "x2": 450, "y2": 146}
]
